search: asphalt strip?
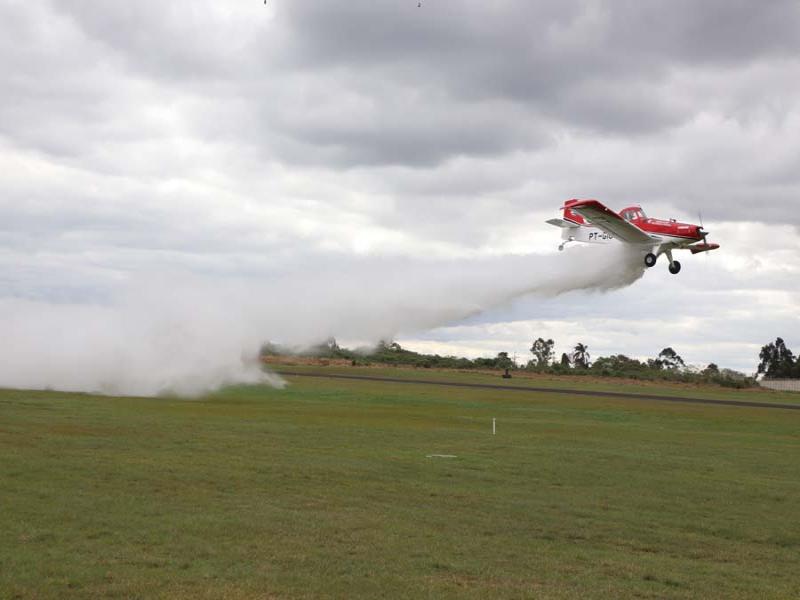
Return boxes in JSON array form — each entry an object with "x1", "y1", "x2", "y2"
[{"x1": 276, "y1": 371, "x2": 800, "y2": 412}]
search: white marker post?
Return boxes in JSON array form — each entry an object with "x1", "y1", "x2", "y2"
[{"x1": 492, "y1": 418, "x2": 496, "y2": 435}]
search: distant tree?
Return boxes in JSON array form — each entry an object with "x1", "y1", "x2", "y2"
[
  {"x1": 657, "y1": 347, "x2": 685, "y2": 370},
  {"x1": 757, "y1": 341, "x2": 777, "y2": 378},
  {"x1": 530, "y1": 338, "x2": 555, "y2": 369},
  {"x1": 702, "y1": 363, "x2": 720, "y2": 378},
  {"x1": 717, "y1": 368, "x2": 757, "y2": 388},
  {"x1": 571, "y1": 343, "x2": 590, "y2": 369},
  {"x1": 560, "y1": 352, "x2": 572, "y2": 368},
  {"x1": 259, "y1": 341, "x2": 282, "y2": 357},
  {"x1": 592, "y1": 354, "x2": 646, "y2": 376},
  {"x1": 496, "y1": 352, "x2": 514, "y2": 370},
  {"x1": 305, "y1": 337, "x2": 346, "y2": 358},
  {"x1": 757, "y1": 338, "x2": 796, "y2": 379}
]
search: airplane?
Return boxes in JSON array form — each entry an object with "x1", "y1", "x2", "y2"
[{"x1": 547, "y1": 199, "x2": 719, "y2": 274}]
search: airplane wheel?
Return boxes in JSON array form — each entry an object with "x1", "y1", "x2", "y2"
[
  {"x1": 669, "y1": 261, "x2": 681, "y2": 275},
  {"x1": 644, "y1": 253, "x2": 657, "y2": 268}
]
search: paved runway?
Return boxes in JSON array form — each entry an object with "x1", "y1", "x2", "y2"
[{"x1": 277, "y1": 371, "x2": 800, "y2": 411}]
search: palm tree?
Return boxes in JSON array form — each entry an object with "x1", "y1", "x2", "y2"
[{"x1": 572, "y1": 343, "x2": 590, "y2": 369}]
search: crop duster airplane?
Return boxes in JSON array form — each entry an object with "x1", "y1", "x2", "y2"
[{"x1": 547, "y1": 199, "x2": 719, "y2": 275}]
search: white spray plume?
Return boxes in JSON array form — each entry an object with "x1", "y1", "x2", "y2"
[{"x1": 0, "y1": 243, "x2": 644, "y2": 396}]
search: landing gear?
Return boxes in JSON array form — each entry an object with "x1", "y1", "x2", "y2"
[
  {"x1": 650, "y1": 247, "x2": 682, "y2": 275},
  {"x1": 558, "y1": 236, "x2": 575, "y2": 252}
]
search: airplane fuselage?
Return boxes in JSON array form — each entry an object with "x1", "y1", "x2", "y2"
[
  {"x1": 563, "y1": 202, "x2": 704, "y2": 246},
  {"x1": 548, "y1": 199, "x2": 720, "y2": 274}
]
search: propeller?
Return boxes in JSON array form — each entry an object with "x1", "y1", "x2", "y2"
[
  {"x1": 695, "y1": 211, "x2": 715, "y2": 263},
  {"x1": 697, "y1": 211, "x2": 709, "y2": 245}
]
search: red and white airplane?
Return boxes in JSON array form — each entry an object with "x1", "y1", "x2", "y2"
[{"x1": 547, "y1": 199, "x2": 720, "y2": 274}]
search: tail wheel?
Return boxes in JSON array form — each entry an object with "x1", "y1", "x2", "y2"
[
  {"x1": 644, "y1": 253, "x2": 657, "y2": 268},
  {"x1": 669, "y1": 261, "x2": 682, "y2": 275}
]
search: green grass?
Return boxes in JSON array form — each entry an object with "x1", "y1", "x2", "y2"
[
  {"x1": 2, "y1": 371, "x2": 800, "y2": 599},
  {"x1": 271, "y1": 363, "x2": 800, "y2": 405}
]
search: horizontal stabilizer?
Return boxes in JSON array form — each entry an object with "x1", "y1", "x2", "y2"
[
  {"x1": 689, "y1": 242, "x2": 720, "y2": 254},
  {"x1": 546, "y1": 218, "x2": 575, "y2": 229}
]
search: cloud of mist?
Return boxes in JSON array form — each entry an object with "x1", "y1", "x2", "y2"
[{"x1": 0, "y1": 243, "x2": 644, "y2": 397}]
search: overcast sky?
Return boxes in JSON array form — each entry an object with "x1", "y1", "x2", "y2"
[{"x1": 2, "y1": 0, "x2": 799, "y2": 381}]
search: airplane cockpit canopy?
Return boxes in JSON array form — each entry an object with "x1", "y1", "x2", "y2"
[{"x1": 621, "y1": 207, "x2": 647, "y2": 222}]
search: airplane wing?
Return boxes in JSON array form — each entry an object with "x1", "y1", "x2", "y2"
[
  {"x1": 568, "y1": 200, "x2": 655, "y2": 244},
  {"x1": 546, "y1": 218, "x2": 575, "y2": 228}
]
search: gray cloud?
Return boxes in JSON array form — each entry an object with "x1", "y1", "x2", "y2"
[{"x1": 1, "y1": 0, "x2": 799, "y2": 385}]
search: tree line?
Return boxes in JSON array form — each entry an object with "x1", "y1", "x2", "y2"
[
  {"x1": 756, "y1": 337, "x2": 800, "y2": 379},
  {"x1": 260, "y1": 336, "x2": 799, "y2": 389}
]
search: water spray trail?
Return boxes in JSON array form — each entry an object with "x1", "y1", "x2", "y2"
[{"x1": 0, "y1": 244, "x2": 644, "y2": 396}]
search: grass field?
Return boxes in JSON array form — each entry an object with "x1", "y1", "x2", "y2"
[
  {"x1": 267, "y1": 362, "x2": 800, "y2": 405},
  {"x1": 2, "y1": 368, "x2": 800, "y2": 598}
]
